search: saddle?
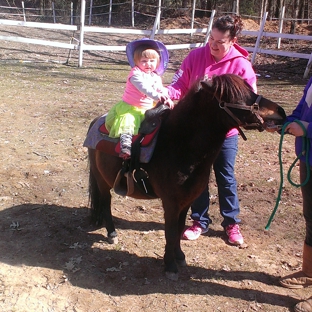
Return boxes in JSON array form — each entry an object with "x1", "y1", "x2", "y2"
[{"x1": 112, "y1": 104, "x2": 170, "y2": 197}]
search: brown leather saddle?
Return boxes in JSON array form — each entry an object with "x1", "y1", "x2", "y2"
[{"x1": 110, "y1": 104, "x2": 171, "y2": 197}]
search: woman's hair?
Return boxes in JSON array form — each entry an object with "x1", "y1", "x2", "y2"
[
  {"x1": 133, "y1": 45, "x2": 160, "y2": 67},
  {"x1": 212, "y1": 15, "x2": 244, "y2": 39}
]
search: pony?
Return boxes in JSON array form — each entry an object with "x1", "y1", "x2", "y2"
[{"x1": 86, "y1": 74, "x2": 286, "y2": 280}]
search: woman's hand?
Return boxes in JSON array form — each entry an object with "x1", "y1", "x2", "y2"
[{"x1": 285, "y1": 121, "x2": 309, "y2": 136}]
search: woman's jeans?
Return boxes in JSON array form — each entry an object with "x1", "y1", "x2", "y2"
[
  {"x1": 190, "y1": 135, "x2": 240, "y2": 230},
  {"x1": 300, "y1": 161, "x2": 312, "y2": 246}
]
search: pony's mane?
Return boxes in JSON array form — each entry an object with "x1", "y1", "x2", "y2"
[
  {"x1": 177, "y1": 74, "x2": 253, "y2": 106},
  {"x1": 173, "y1": 74, "x2": 253, "y2": 113},
  {"x1": 210, "y1": 74, "x2": 253, "y2": 103},
  {"x1": 175, "y1": 79, "x2": 204, "y2": 106}
]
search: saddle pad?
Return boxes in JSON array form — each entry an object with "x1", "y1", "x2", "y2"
[
  {"x1": 83, "y1": 114, "x2": 109, "y2": 148},
  {"x1": 83, "y1": 114, "x2": 158, "y2": 163},
  {"x1": 98, "y1": 122, "x2": 158, "y2": 148}
]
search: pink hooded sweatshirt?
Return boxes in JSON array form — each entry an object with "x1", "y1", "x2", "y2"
[{"x1": 167, "y1": 43, "x2": 257, "y2": 137}]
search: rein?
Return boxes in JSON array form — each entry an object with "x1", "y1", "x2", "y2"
[
  {"x1": 265, "y1": 120, "x2": 311, "y2": 230},
  {"x1": 219, "y1": 95, "x2": 263, "y2": 141}
]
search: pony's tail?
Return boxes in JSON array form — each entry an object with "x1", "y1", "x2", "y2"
[
  {"x1": 88, "y1": 156, "x2": 116, "y2": 240},
  {"x1": 88, "y1": 166, "x2": 105, "y2": 226}
]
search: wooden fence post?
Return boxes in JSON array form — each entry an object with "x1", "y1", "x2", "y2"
[
  {"x1": 150, "y1": 0, "x2": 161, "y2": 39},
  {"x1": 277, "y1": 6, "x2": 285, "y2": 49},
  {"x1": 131, "y1": 0, "x2": 134, "y2": 27},
  {"x1": 70, "y1": 2, "x2": 73, "y2": 25},
  {"x1": 52, "y1": 2, "x2": 56, "y2": 23},
  {"x1": 304, "y1": 53, "x2": 312, "y2": 78},
  {"x1": 204, "y1": 10, "x2": 216, "y2": 46},
  {"x1": 78, "y1": 0, "x2": 86, "y2": 67},
  {"x1": 89, "y1": 0, "x2": 93, "y2": 25},
  {"x1": 22, "y1": 1, "x2": 26, "y2": 22},
  {"x1": 109, "y1": 0, "x2": 112, "y2": 26},
  {"x1": 191, "y1": 0, "x2": 196, "y2": 37},
  {"x1": 251, "y1": 12, "x2": 268, "y2": 64}
]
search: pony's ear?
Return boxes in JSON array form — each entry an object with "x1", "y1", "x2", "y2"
[{"x1": 200, "y1": 80, "x2": 214, "y2": 91}]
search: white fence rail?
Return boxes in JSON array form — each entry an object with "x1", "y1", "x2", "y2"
[{"x1": 0, "y1": 2, "x2": 311, "y2": 78}]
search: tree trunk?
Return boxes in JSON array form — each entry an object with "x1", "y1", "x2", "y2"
[
  {"x1": 308, "y1": 0, "x2": 311, "y2": 25},
  {"x1": 196, "y1": 0, "x2": 213, "y2": 17},
  {"x1": 72, "y1": 0, "x2": 78, "y2": 25},
  {"x1": 290, "y1": 0, "x2": 300, "y2": 33},
  {"x1": 39, "y1": 0, "x2": 44, "y2": 15},
  {"x1": 206, "y1": 0, "x2": 212, "y2": 11},
  {"x1": 267, "y1": 0, "x2": 272, "y2": 20},
  {"x1": 274, "y1": 0, "x2": 283, "y2": 18},
  {"x1": 260, "y1": 0, "x2": 268, "y2": 22},
  {"x1": 298, "y1": 0, "x2": 305, "y2": 23}
]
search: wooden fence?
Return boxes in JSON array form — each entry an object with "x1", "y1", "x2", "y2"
[{"x1": 0, "y1": 0, "x2": 311, "y2": 78}]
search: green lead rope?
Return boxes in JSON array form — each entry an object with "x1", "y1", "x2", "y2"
[{"x1": 265, "y1": 120, "x2": 310, "y2": 230}]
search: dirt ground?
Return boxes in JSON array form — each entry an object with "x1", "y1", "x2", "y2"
[{"x1": 0, "y1": 18, "x2": 312, "y2": 312}]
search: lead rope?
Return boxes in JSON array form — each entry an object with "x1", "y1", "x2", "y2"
[{"x1": 265, "y1": 120, "x2": 310, "y2": 230}]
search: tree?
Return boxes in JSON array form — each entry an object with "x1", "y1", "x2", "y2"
[
  {"x1": 298, "y1": 0, "x2": 307, "y2": 23},
  {"x1": 37, "y1": 0, "x2": 54, "y2": 16},
  {"x1": 267, "y1": 0, "x2": 276, "y2": 19},
  {"x1": 196, "y1": 0, "x2": 214, "y2": 17},
  {"x1": 72, "y1": 0, "x2": 78, "y2": 24},
  {"x1": 290, "y1": 0, "x2": 300, "y2": 33},
  {"x1": 260, "y1": 0, "x2": 268, "y2": 20},
  {"x1": 275, "y1": 0, "x2": 284, "y2": 18}
]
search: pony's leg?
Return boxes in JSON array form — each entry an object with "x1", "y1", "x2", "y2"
[
  {"x1": 89, "y1": 158, "x2": 118, "y2": 244},
  {"x1": 163, "y1": 204, "x2": 185, "y2": 280},
  {"x1": 175, "y1": 208, "x2": 188, "y2": 266},
  {"x1": 164, "y1": 222, "x2": 179, "y2": 280}
]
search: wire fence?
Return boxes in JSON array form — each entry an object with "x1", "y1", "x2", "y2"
[
  {"x1": 1, "y1": 1, "x2": 311, "y2": 30},
  {"x1": 0, "y1": 1, "x2": 233, "y2": 26},
  {"x1": 0, "y1": 1, "x2": 311, "y2": 77}
]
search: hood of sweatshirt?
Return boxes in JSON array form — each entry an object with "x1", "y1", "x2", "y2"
[{"x1": 205, "y1": 42, "x2": 249, "y2": 65}]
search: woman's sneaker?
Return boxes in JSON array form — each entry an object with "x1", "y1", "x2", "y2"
[
  {"x1": 183, "y1": 221, "x2": 208, "y2": 240},
  {"x1": 226, "y1": 224, "x2": 244, "y2": 245}
]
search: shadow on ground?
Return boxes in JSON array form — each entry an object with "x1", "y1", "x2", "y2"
[{"x1": 0, "y1": 203, "x2": 298, "y2": 308}]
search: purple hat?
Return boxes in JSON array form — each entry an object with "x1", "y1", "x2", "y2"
[{"x1": 126, "y1": 38, "x2": 169, "y2": 76}]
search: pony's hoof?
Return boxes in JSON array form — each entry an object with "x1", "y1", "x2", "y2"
[
  {"x1": 107, "y1": 231, "x2": 118, "y2": 244},
  {"x1": 108, "y1": 236, "x2": 118, "y2": 244},
  {"x1": 165, "y1": 271, "x2": 179, "y2": 281}
]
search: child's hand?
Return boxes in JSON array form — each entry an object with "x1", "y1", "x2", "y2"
[
  {"x1": 165, "y1": 98, "x2": 175, "y2": 109},
  {"x1": 159, "y1": 95, "x2": 174, "y2": 109}
]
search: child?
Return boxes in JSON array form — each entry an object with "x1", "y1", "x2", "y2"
[
  {"x1": 279, "y1": 77, "x2": 312, "y2": 312},
  {"x1": 105, "y1": 38, "x2": 172, "y2": 159}
]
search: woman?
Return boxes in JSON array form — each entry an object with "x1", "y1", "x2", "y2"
[
  {"x1": 166, "y1": 14, "x2": 257, "y2": 245},
  {"x1": 279, "y1": 77, "x2": 312, "y2": 312}
]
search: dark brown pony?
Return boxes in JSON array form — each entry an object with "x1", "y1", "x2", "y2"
[{"x1": 87, "y1": 74, "x2": 286, "y2": 280}]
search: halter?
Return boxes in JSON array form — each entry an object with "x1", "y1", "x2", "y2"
[{"x1": 219, "y1": 95, "x2": 264, "y2": 141}]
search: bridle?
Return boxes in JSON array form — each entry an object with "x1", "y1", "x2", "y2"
[{"x1": 219, "y1": 94, "x2": 264, "y2": 141}]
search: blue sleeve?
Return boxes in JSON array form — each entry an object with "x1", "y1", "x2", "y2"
[
  {"x1": 286, "y1": 99, "x2": 305, "y2": 123},
  {"x1": 286, "y1": 78, "x2": 312, "y2": 123}
]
